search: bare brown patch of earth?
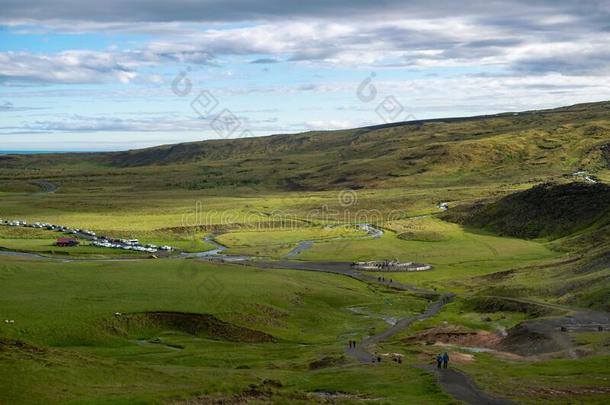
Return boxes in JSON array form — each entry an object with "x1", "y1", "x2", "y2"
[
  {"x1": 404, "y1": 325, "x2": 503, "y2": 348},
  {"x1": 407, "y1": 326, "x2": 526, "y2": 362}
]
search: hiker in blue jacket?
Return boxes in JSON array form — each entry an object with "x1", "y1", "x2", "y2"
[
  {"x1": 442, "y1": 351, "x2": 449, "y2": 368},
  {"x1": 436, "y1": 354, "x2": 443, "y2": 369}
]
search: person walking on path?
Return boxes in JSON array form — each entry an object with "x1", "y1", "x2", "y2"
[
  {"x1": 349, "y1": 341, "x2": 352, "y2": 349},
  {"x1": 436, "y1": 354, "x2": 443, "y2": 369},
  {"x1": 442, "y1": 352, "x2": 449, "y2": 369}
]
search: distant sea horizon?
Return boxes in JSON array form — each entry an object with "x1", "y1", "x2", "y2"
[{"x1": 0, "y1": 150, "x2": 99, "y2": 155}]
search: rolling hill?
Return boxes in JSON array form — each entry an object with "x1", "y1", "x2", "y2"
[{"x1": 0, "y1": 101, "x2": 609, "y2": 192}]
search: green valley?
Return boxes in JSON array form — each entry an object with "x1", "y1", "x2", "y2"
[{"x1": 1, "y1": 103, "x2": 609, "y2": 404}]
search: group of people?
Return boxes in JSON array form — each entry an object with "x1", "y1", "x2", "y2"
[
  {"x1": 372, "y1": 354, "x2": 402, "y2": 364},
  {"x1": 348, "y1": 341, "x2": 449, "y2": 369},
  {"x1": 348, "y1": 341, "x2": 406, "y2": 365},
  {"x1": 376, "y1": 276, "x2": 392, "y2": 283},
  {"x1": 436, "y1": 352, "x2": 450, "y2": 369}
]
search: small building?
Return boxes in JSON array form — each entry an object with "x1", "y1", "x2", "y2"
[
  {"x1": 56, "y1": 237, "x2": 79, "y2": 247},
  {"x1": 352, "y1": 259, "x2": 432, "y2": 272}
]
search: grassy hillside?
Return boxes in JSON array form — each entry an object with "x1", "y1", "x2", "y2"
[
  {"x1": 443, "y1": 182, "x2": 610, "y2": 239},
  {"x1": 1, "y1": 101, "x2": 609, "y2": 192},
  {"x1": 440, "y1": 182, "x2": 610, "y2": 311}
]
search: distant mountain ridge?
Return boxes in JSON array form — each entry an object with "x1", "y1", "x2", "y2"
[{"x1": 106, "y1": 100, "x2": 610, "y2": 167}]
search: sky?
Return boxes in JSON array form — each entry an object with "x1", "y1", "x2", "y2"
[{"x1": 1, "y1": 0, "x2": 610, "y2": 151}]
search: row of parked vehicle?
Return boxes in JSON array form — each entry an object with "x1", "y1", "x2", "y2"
[
  {"x1": 0, "y1": 219, "x2": 173, "y2": 253},
  {"x1": 3, "y1": 219, "x2": 87, "y2": 234},
  {"x1": 90, "y1": 239, "x2": 171, "y2": 253}
]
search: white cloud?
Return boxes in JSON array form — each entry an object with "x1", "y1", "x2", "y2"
[
  {"x1": 2, "y1": 0, "x2": 610, "y2": 150},
  {"x1": 0, "y1": 50, "x2": 138, "y2": 84},
  {"x1": 0, "y1": 46, "x2": 215, "y2": 84},
  {"x1": 3, "y1": 14, "x2": 610, "y2": 86}
]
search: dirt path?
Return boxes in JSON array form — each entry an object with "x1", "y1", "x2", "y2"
[
  {"x1": 419, "y1": 365, "x2": 518, "y2": 405},
  {"x1": 346, "y1": 294, "x2": 453, "y2": 362},
  {"x1": 246, "y1": 253, "x2": 517, "y2": 403},
  {"x1": 342, "y1": 291, "x2": 520, "y2": 405}
]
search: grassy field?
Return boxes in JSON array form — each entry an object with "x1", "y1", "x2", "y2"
[
  {"x1": 297, "y1": 218, "x2": 560, "y2": 289},
  {"x1": 217, "y1": 225, "x2": 368, "y2": 257},
  {"x1": 1, "y1": 184, "x2": 605, "y2": 403},
  {"x1": 0, "y1": 181, "x2": 607, "y2": 404},
  {"x1": 0, "y1": 256, "x2": 456, "y2": 404}
]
